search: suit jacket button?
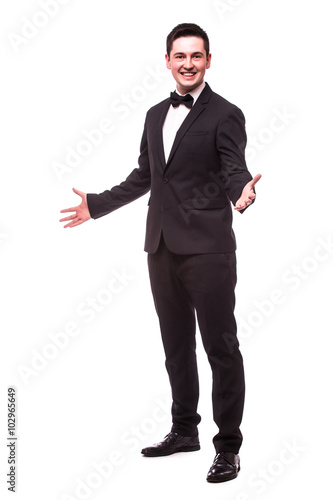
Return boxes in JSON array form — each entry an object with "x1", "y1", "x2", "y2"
[{"x1": 163, "y1": 177, "x2": 169, "y2": 184}]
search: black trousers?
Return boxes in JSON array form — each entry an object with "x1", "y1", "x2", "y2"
[{"x1": 147, "y1": 234, "x2": 245, "y2": 454}]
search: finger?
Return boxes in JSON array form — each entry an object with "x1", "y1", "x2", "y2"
[
  {"x1": 234, "y1": 199, "x2": 253, "y2": 210},
  {"x1": 244, "y1": 194, "x2": 256, "y2": 203},
  {"x1": 63, "y1": 219, "x2": 78, "y2": 228},
  {"x1": 67, "y1": 219, "x2": 84, "y2": 228},
  {"x1": 236, "y1": 196, "x2": 254, "y2": 208},
  {"x1": 59, "y1": 214, "x2": 77, "y2": 222},
  {"x1": 60, "y1": 206, "x2": 79, "y2": 213}
]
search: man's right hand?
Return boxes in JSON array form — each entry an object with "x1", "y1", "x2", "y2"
[{"x1": 60, "y1": 188, "x2": 91, "y2": 228}]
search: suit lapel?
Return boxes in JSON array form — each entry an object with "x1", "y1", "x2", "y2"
[
  {"x1": 152, "y1": 84, "x2": 213, "y2": 171},
  {"x1": 166, "y1": 104, "x2": 204, "y2": 168},
  {"x1": 155, "y1": 100, "x2": 170, "y2": 169},
  {"x1": 165, "y1": 84, "x2": 212, "y2": 168}
]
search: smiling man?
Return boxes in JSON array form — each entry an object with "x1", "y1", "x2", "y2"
[
  {"x1": 166, "y1": 35, "x2": 211, "y2": 94},
  {"x1": 60, "y1": 23, "x2": 261, "y2": 483}
]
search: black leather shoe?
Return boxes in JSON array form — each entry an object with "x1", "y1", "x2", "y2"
[
  {"x1": 206, "y1": 452, "x2": 240, "y2": 483},
  {"x1": 141, "y1": 432, "x2": 200, "y2": 457}
]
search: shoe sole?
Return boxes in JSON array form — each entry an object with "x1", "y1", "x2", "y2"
[{"x1": 142, "y1": 445, "x2": 201, "y2": 457}]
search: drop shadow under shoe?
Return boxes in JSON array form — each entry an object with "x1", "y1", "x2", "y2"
[
  {"x1": 141, "y1": 432, "x2": 200, "y2": 457},
  {"x1": 206, "y1": 452, "x2": 240, "y2": 483}
]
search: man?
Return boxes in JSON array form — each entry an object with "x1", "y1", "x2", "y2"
[{"x1": 60, "y1": 23, "x2": 261, "y2": 483}]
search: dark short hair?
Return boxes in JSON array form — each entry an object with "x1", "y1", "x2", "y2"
[{"x1": 166, "y1": 23, "x2": 210, "y2": 57}]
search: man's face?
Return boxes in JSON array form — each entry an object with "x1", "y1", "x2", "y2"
[{"x1": 165, "y1": 36, "x2": 211, "y2": 95}]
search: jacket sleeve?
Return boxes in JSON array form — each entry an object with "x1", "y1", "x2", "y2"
[
  {"x1": 216, "y1": 106, "x2": 253, "y2": 210},
  {"x1": 86, "y1": 118, "x2": 151, "y2": 219}
]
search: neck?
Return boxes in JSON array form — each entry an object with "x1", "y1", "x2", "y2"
[{"x1": 176, "y1": 80, "x2": 205, "y2": 96}]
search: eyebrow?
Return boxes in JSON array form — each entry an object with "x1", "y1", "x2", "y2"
[{"x1": 173, "y1": 51, "x2": 204, "y2": 56}]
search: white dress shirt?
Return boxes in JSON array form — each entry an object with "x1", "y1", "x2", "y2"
[{"x1": 162, "y1": 81, "x2": 206, "y2": 163}]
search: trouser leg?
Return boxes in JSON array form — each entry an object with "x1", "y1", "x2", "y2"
[
  {"x1": 174, "y1": 251, "x2": 245, "y2": 453},
  {"x1": 147, "y1": 237, "x2": 201, "y2": 437},
  {"x1": 148, "y1": 237, "x2": 245, "y2": 452}
]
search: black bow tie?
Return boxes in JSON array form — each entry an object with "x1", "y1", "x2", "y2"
[{"x1": 170, "y1": 91, "x2": 194, "y2": 109}]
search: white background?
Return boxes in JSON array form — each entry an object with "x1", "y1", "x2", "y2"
[{"x1": 1, "y1": 0, "x2": 332, "y2": 499}]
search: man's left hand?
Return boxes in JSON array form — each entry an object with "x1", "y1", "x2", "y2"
[{"x1": 234, "y1": 174, "x2": 262, "y2": 211}]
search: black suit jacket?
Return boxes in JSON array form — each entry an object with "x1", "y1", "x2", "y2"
[{"x1": 87, "y1": 83, "x2": 253, "y2": 254}]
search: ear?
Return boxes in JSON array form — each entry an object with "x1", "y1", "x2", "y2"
[
  {"x1": 206, "y1": 53, "x2": 212, "y2": 70},
  {"x1": 165, "y1": 53, "x2": 171, "y2": 70}
]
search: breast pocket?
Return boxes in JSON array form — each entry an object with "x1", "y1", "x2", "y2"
[{"x1": 185, "y1": 131, "x2": 209, "y2": 136}]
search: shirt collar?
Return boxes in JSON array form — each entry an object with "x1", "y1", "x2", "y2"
[{"x1": 175, "y1": 81, "x2": 206, "y2": 106}]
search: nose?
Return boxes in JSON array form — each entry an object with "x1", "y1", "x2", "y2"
[{"x1": 184, "y1": 56, "x2": 193, "y2": 69}]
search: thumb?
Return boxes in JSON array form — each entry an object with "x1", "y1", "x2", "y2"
[
  {"x1": 72, "y1": 187, "x2": 85, "y2": 199},
  {"x1": 250, "y1": 173, "x2": 262, "y2": 187}
]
